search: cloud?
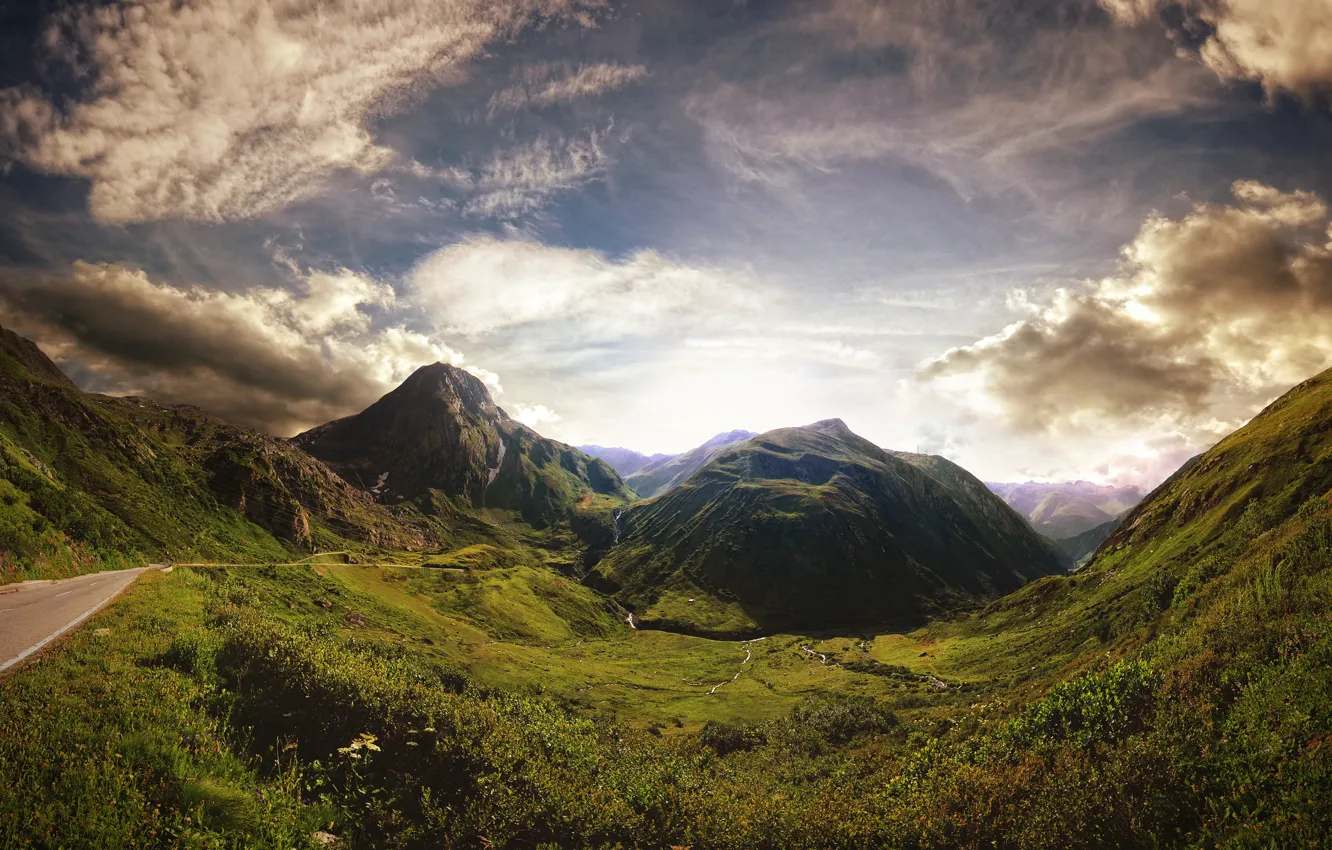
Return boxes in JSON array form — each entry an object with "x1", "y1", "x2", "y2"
[
  {"x1": 409, "y1": 235, "x2": 758, "y2": 336},
  {"x1": 921, "y1": 180, "x2": 1332, "y2": 438},
  {"x1": 0, "y1": 0, "x2": 602, "y2": 224},
  {"x1": 487, "y1": 62, "x2": 647, "y2": 117},
  {"x1": 457, "y1": 130, "x2": 611, "y2": 219},
  {"x1": 686, "y1": 0, "x2": 1215, "y2": 203},
  {"x1": 1102, "y1": 0, "x2": 1332, "y2": 97},
  {"x1": 509, "y1": 402, "x2": 561, "y2": 428},
  {"x1": 0, "y1": 261, "x2": 466, "y2": 434}
]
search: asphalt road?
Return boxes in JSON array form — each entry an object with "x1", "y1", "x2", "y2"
[{"x1": 0, "y1": 567, "x2": 157, "y2": 673}]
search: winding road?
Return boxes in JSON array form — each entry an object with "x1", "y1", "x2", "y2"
[{"x1": 0, "y1": 567, "x2": 161, "y2": 673}]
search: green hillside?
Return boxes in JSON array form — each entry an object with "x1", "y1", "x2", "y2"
[
  {"x1": 594, "y1": 419, "x2": 1066, "y2": 635},
  {"x1": 0, "y1": 326, "x2": 435, "y2": 582},
  {"x1": 8, "y1": 369, "x2": 1332, "y2": 848}
]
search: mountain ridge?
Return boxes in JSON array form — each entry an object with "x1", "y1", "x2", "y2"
[
  {"x1": 577, "y1": 445, "x2": 673, "y2": 477},
  {"x1": 594, "y1": 419, "x2": 1066, "y2": 636},
  {"x1": 985, "y1": 479, "x2": 1143, "y2": 537},
  {"x1": 623, "y1": 428, "x2": 759, "y2": 498},
  {"x1": 294, "y1": 362, "x2": 634, "y2": 532},
  {"x1": 0, "y1": 325, "x2": 438, "y2": 581}
]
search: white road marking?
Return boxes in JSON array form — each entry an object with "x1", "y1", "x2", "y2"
[
  {"x1": 55, "y1": 590, "x2": 74, "y2": 598},
  {"x1": 0, "y1": 576, "x2": 133, "y2": 673}
]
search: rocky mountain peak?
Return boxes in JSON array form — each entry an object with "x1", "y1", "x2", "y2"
[{"x1": 802, "y1": 418, "x2": 852, "y2": 438}]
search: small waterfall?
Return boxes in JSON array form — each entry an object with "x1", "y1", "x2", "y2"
[{"x1": 486, "y1": 438, "x2": 507, "y2": 487}]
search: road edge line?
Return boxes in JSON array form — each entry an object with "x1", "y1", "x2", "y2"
[{"x1": 0, "y1": 571, "x2": 145, "y2": 674}]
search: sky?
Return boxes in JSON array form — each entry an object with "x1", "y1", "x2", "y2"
[{"x1": 1, "y1": 0, "x2": 1331, "y2": 487}]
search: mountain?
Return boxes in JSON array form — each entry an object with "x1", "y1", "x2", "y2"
[
  {"x1": 577, "y1": 445, "x2": 672, "y2": 478},
  {"x1": 624, "y1": 429, "x2": 758, "y2": 498},
  {"x1": 1051, "y1": 516, "x2": 1122, "y2": 565},
  {"x1": 1101, "y1": 370, "x2": 1332, "y2": 560},
  {"x1": 293, "y1": 363, "x2": 633, "y2": 528},
  {"x1": 985, "y1": 480, "x2": 1142, "y2": 537},
  {"x1": 0, "y1": 326, "x2": 435, "y2": 580},
  {"x1": 592, "y1": 418, "x2": 1066, "y2": 636}
]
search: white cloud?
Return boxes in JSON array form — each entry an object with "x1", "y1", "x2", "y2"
[
  {"x1": 509, "y1": 402, "x2": 562, "y2": 428},
  {"x1": 0, "y1": 0, "x2": 602, "y2": 223},
  {"x1": 409, "y1": 235, "x2": 758, "y2": 336},
  {"x1": 487, "y1": 62, "x2": 648, "y2": 117},
  {"x1": 687, "y1": 0, "x2": 1215, "y2": 203},
  {"x1": 459, "y1": 131, "x2": 611, "y2": 219}
]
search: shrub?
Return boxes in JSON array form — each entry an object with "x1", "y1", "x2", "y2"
[
  {"x1": 788, "y1": 694, "x2": 898, "y2": 745},
  {"x1": 1007, "y1": 658, "x2": 1159, "y2": 749},
  {"x1": 699, "y1": 721, "x2": 765, "y2": 755}
]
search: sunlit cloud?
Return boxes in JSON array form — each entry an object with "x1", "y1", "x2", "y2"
[
  {"x1": 921, "y1": 181, "x2": 1332, "y2": 445},
  {"x1": 1102, "y1": 0, "x2": 1332, "y2": 97},
  {"x1": 487, "y1": 62, "x2": 648, "y2": 118},
  {"x1": 0, "y1": 261, "x2": 464, "y2": 434},
  {"x1": 0, "y1": 0, "x2": 604, "y2": 223}
]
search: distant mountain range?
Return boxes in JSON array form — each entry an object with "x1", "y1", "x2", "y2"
[
  {"x1": 581, "y1": 430, "x2": 758, "y2": 498},
  {"x1": 4, "y1": 321, "x2": 1086, "y2": 632},
  {"x1": 576, "y1": 445, "x2": 673, "y2": 478},
  {"x1": 592, "y1": 419, "x2": 1067, "y2": 636},
  {"x1": 984, "y1": 480, "x2": 1143, "y2": 539}
]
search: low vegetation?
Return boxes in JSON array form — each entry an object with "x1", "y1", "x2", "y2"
[{"x1": 7, "y1": 338, "x2": 1332, "y2": 847}]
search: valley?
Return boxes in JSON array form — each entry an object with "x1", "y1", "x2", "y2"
[{"x1": 2, "y1": 324, "x2": 1332, "y2": 849}]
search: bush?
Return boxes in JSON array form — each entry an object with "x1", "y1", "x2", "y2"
[
  {"x1": 699, "y1": 720, "x2": 765, "y2": 755},
  {"x1": 1007, "y1": 658, "x2": 1159, "y2": 749},
  {"x1": 789, "y1": 694, "x2": 898, "y2": 745},
  {"x1": 161, "y1": 630, "x2": 222, "y2": 680}
]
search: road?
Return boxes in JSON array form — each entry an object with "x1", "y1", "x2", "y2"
[{"x1": 0, "y1": 567, "x2": 157, "y2": 673}]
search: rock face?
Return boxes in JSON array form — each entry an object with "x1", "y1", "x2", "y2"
[
  {"x1": 294, "y1": 364, "x2": 507, "y2": 506},
  {"x1": 0, "y1": 324, "x2": 434, "y2": 571},
  {"x1": 294, "y1": 363, "x2": 633, "y2": 526},
  {"x1": 594, "y1": 419, "x2": 1067, "y2": 636}
]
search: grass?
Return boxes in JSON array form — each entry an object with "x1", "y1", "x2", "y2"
[
  {"x1": 0, "y1": 570, "x2": 329, "y2": 849},
  {"x1": 11, "y1": 357, "x2": 1332, "y2": 847}
]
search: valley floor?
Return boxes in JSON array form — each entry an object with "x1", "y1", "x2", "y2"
[{"x1": 5, "y1": 511, "x2": 1332, "y2": 849}]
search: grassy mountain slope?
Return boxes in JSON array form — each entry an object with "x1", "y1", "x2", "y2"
[
  {"x1": 11, "y1": 370, "x2": 1332, "y2": 848},
  {"x1": 293, "y1": 363, "x2": 633, "y2": 532},
  {"x1": 594, "y1": 419, "x2": 1065, "y2": 635},
  {"x1": 624, "y1": 429, "x2": 757, "y2": 498},
  {"x1": 0, "y1": 326, "x2": 436, "y2": 581}
]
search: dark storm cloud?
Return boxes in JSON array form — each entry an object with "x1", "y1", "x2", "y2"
[{"x1": 0, "y1": 261, "x2": 466, "y2": 434}]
